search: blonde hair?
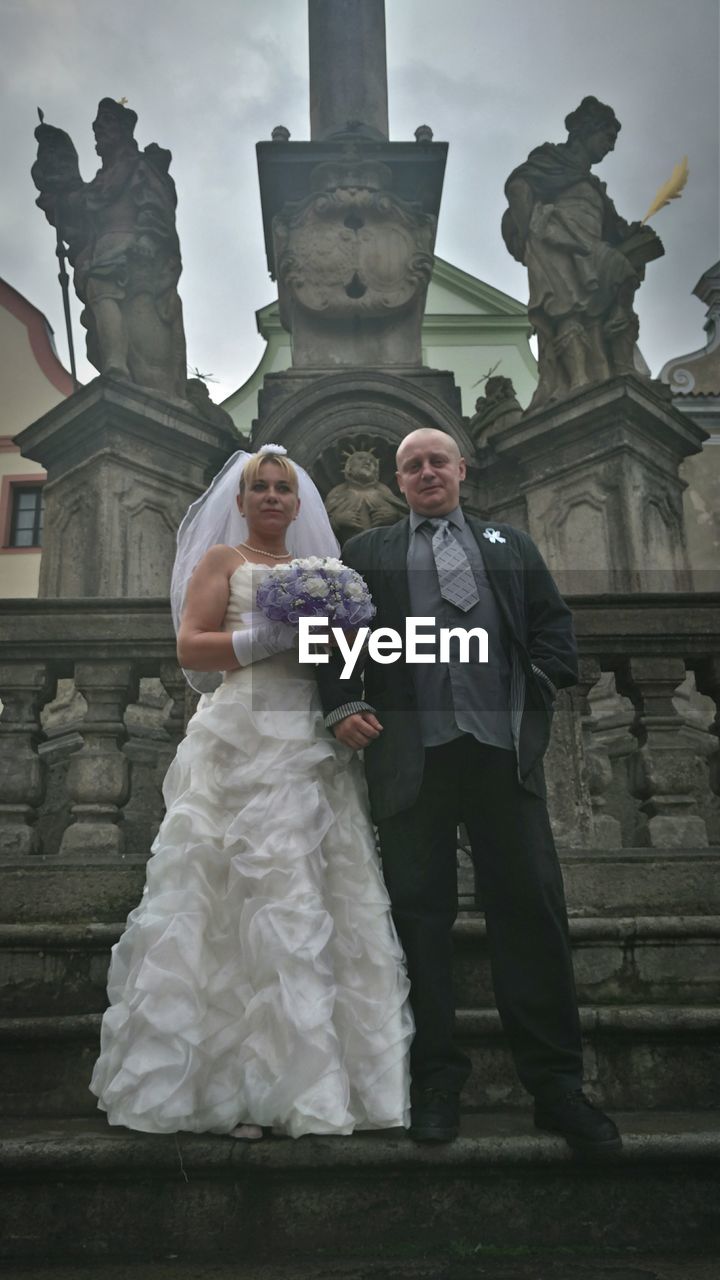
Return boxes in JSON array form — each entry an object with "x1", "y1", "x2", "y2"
[{"x1": 239, "y1": 452, "x2": 298, "y2": 495}]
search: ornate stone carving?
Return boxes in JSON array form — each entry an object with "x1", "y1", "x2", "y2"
[
  {"x1": 32, "y1": 98, "x2": 187, "y2": 400},
  {"x1": 661, "y1": 261, "x2": 720, "y2": 397},
  {"x1": 469, "y1": 376, "x2": 522, "y2": 449},
  {"x1": 273, "y1": 147, "x2": 436, "y2": 366},
  {"x1": 502, "y1": 97, "x2": 664, "y2": 412},
  {"x1": 325, "y1": 445, "x2": 405, "y2": 542}
]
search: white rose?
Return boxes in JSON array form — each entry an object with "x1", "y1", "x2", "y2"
[
  {"x1": 305, "y1": 575, "x2": 331, "y2": 598},
  {"x1": 345, "y1": 580, "x2": 365, "y2": 600}
]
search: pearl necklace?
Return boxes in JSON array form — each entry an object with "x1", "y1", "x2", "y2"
[{"x1": 240, "y1": 541, "x2": 292, "y2": 560}]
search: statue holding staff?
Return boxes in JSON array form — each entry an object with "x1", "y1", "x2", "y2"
[{"x1": 32, "y1": 98, "x2": 188, "y2": 400}]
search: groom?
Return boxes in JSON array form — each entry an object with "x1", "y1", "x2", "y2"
[{"x1": 317, "y1": 428, "x2": 621, "y2": 1156}]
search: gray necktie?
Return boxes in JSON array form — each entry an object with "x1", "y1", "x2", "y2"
[{"x1": 429, "y1": 519, "x2": 480, "y2": 611}]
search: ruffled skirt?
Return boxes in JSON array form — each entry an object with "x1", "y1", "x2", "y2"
[{"x1": 90, "y1": 660, "x2": 413, "y2": 1136}]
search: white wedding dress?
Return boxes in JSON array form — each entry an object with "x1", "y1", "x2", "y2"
[{"x1": 91, "y1": 562, "x2": 413, "y2": 1137}]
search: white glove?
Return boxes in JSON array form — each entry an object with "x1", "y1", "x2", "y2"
[{"x1": 231, "y1": 612, "x2": 297, "y2": 667}]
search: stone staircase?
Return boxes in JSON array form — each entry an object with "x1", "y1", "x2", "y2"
[{"x1": 1, "y1": 850, "x2": 720, "y2": 1267}]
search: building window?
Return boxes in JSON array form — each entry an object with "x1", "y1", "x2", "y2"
[{"x1": 9, "y1": 485, "x2": 44, "y2": 547}]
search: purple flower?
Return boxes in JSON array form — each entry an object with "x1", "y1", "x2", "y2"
[{"x1": 256, "y1": 558, "x2": 376, "y2": 629}]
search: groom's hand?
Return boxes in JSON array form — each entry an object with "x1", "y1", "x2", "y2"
[{"x1": 333, "y1": 712, "x2": 383, "y2": 750}]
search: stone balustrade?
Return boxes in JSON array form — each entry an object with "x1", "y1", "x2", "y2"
[{"x1": 0, "y1": 594, "x2": 718, "y2": 859}]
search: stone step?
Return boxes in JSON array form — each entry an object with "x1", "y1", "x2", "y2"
[
  {"x1": 3, "y1": 915, "x2": 720, "y2": 1017},
  {"x1": 2, "y1": 848, "x2": 720, "y2": 923},
  {"x1": 2, "y1": 1113, "x2": 719, "y2": 1263},
  {"x1": 453, "y1": 915, "x2": 720, "y2": 1008},
  {"x1": 0, "y1": 923, "x2": 119, "y2": 1015},
  {"x1": 4, "y1": 1259, "x2": 720, "y2": 1280},
  {"x1": 2, "y1": 1006, "x2": 719, "y2": 1119}
]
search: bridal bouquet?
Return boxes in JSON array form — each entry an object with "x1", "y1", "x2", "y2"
[{"x1": 255, "y1": 556, "x2": 376, "y2": 629}]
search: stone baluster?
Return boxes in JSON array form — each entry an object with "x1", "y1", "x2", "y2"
[
  {"x1": 159, "y1": 662, "x2": 187, "y2": 758},
  {"x1": 574, "y1": 657, "x2": 622, "y2": 848},
  {"x1": 60, "y1": 661, "x2": 138, "y2": 858},
  {"x1": 616, "y1": 656, "x2": 708, "y2": 848},
  {"x1": 152, "y1": 661, "x2": 189, "y2": 834},
  {"x1": 694, "y1": 656, "x2": 720, "y2": 803},
  {"x1": 0, "y1": 662, "x2": 54, "y2": 856}
]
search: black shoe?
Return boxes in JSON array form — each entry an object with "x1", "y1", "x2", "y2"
[
  {"x1": 409, "y1": 1088, "x2": 460, "y2": 1142},
  {"x1": 534, "y1": 1090, "x2": 623, "y2": 1158}
]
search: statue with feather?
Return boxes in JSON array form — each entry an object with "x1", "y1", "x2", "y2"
[
  {"x1": 32, "y1": 98, "x2": 188, "y2": 400},
  {"x1": 502, "y1": 97, "x2": 687, "y2": 412}
]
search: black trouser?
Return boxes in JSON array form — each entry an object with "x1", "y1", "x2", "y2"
[{"x1": 377, "y1": 736, "x2": 583, "y2": 1099}]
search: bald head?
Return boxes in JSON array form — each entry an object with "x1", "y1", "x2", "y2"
[
  {"x1": 395, "y1": 429, "x2": 466, "y2": 518},
  {"x1": 396, "y1": 428, "x2": 461, "y2": 469}
]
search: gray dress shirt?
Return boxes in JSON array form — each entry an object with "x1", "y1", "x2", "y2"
[{"x1": 407, "y1": 506, "x2": 514, "y2": 750}]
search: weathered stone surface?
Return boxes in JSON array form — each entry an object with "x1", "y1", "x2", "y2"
[
  {"x1": 3, "y1": 1252, "x2": 720, "y2": 1280},
  {"x1": 662, "y1": 261, "x2": 720, "y2": 399},
  {"x1": 2, "y1": 593, "x2": 718, "y2": 860},
  {"x1": 309, "y1": 0, "x2": 388, "y2": 142},
  {"x1": 253, "y1": 368, "x2": 465, "y2": 476},
  {"x1": 457, "y1": 1006, "x2": 720, "y2": 1111},
  {"x1": 661, "y1": 260, "x2": 720, "y2": 591},
  {"x1": 469, "y1": 375, "x2": 522, "y2": 450},
  {"x1": 2, "y1": 1114, "x2": 720, "y2": 1263},
  {"x1": 466, "y1": 377, "x2": 707, "y2": 594},
  {"x1": 272, "y1": 146, "x2": 436, "y2": 367},
  {"x1": 32, "y1": 100, "x2": 188, "y2": 400},
  {"x1": 5, "y1": 915, "x2": 720, "y2": 1018},
  {"x1": 544, "y1": 688, "x2": 593, "y2": 847},
  {"x1": 454, "y1": 915, "x2": 720, "y2": 1010},
  {"x1": 0, "y1": 664, "x2": 55, "y2": 856},
  {"x1": 14, "y1": 378, "x2": 236, "y2": 598}
]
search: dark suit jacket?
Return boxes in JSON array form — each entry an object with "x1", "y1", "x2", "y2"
[{"x1": 316, "y1": 514, "x2": 578, "y2": 823}]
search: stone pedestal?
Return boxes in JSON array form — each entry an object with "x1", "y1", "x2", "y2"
[
  {"x1": 466, "y1": 376, "x2": 708, "y2": 593},
  {"x1": 14, "y1": 377, "x2": 237, "y2": 598}
]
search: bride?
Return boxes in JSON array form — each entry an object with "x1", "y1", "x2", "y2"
[{"x1": 90, "y1": 447, "x2": 413, "y2": 1139}]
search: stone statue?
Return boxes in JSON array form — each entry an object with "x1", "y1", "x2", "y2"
[
  {"x1": 502, "y1": 97, "x2": 664, "y2": 412},
  {"x1": 32, "y1": 98, "x2": 187, "y2": 400},
  {"x1": 469, "y1": 375, "x2": 522, "y2": 448},
  {"x1": 185, "y1": 378, "x2": 250, "y2": 445},
  {"x1": 325, "y1": 448, "x2": 406, "y2": 543}
]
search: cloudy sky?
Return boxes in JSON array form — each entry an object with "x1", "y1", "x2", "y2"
[{"x1": 1, "y1": 0, "x2": 718, "y2": 403}]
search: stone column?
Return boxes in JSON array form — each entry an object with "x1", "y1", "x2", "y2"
[
  {"x1": 254, "y1": 0, "x2": 463, "y2": 495},
  {"x1": 309, "y1": 0, "x2": 388, "y2": 141}
]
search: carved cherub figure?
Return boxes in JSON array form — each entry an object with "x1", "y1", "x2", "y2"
[{"x1": 325, "y1": 448, "x2": 406, "y2": 543}]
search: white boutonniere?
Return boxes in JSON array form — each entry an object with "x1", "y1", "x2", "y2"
[{"x1": 483, "y1": 527, "x2": 506, "y2": 544}]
